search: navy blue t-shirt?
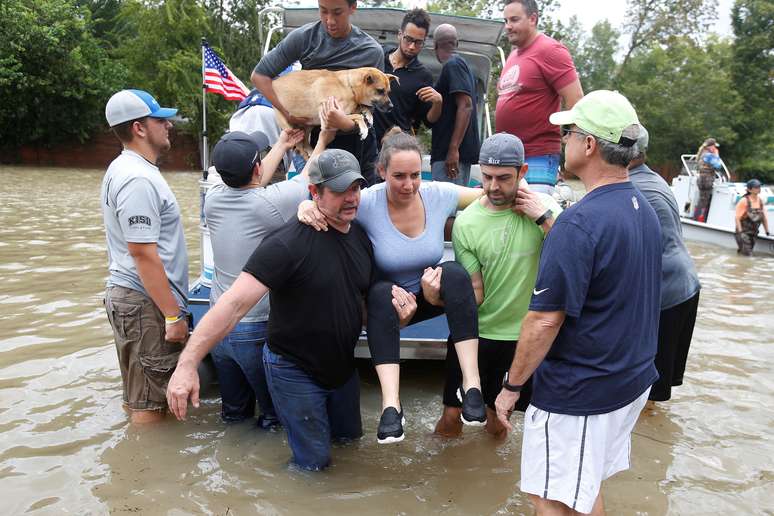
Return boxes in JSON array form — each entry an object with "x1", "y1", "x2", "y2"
[
  {"x1": 529, "y1": 182, "x2": 661, "y2": 416},
  {"x1": 431, "y1": 54, "x2": 480, "y2": 164}
]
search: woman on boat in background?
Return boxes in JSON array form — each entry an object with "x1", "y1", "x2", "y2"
[
  {"x1": 298, "y1": 126, "x2": 486, "y2": 444},
  {"x1": 735, "y1": 178, "x2": 770, "y2": 256},
  {"x1": 694, "y1": 137, "x2": 722, "y2": 221}
]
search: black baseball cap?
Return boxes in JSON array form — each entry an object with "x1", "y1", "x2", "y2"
[
  {"x1": 308, "y1": 149, "x2": 366, "y2": 192},
  {"x1": 212, "y1": 131, "x2": 271, "y2": 188}
]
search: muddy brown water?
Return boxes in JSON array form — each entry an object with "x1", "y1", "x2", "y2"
[{"x1": 1, "y1": 166, "x2": 772, "y2": 515}]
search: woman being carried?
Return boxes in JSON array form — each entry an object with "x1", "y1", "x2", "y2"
[{"x1": 299, "y1": 128, "x2": 484, "y2": 444}]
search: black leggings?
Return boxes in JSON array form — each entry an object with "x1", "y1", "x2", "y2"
[{"x1": 366, "y1": 261, "x2": 478, "y2": 365}]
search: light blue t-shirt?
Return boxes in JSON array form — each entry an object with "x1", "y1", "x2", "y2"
[{"x1": 356, "y1": 181, "x2": 459, "y2": 293}]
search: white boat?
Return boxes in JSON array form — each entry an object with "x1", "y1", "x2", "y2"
[{"x1": 671, "y1": 154, "x2": 774, "y2": 256}]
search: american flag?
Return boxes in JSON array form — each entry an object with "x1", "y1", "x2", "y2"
[{"x1": 203, "y1": 43, "x2": 250, "y2": 101}]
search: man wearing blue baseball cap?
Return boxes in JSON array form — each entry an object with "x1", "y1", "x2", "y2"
[{"x1": 101, "y1": 89, "x2": 188, "y2": 424}]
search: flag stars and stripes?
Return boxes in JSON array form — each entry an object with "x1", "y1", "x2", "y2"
[{"x1": 203, "y1": 43, "x2": 250, "y2": 101}]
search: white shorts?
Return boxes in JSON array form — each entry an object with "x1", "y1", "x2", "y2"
[{"x1": 520, "y1": 388, "x2": 650, "y2": 514}]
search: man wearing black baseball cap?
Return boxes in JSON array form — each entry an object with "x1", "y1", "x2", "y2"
[
  {"x1": 202, "y1": 127, "x2": 304, "y2": 429},
  {"x1": 436, "y1": 132, "x2": 562, "y2": 439},
  {"x1": 168, "y1": 147, "x2": 375, "y2": 471}
]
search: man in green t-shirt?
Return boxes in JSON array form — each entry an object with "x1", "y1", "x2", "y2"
[{"x1": 436, "y1": 132, "x2": 561, "y2": 439}]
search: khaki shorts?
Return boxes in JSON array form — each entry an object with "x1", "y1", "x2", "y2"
[{"x1": 104, "y1": 286, "x2": 183, "y2": 411}]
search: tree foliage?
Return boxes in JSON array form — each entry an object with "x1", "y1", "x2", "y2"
[
  {"x1": 619, "y1": 0, "x2": 716, "y2": 73},
  {"x1": 728, "y1": 0, "x2": 774, "y2": 181},
  {"x1": 618, "y1": 37, "x2": 741, "y2": 172},
  {"x1": 0, "y1": 0, "x2": 126, "y2": 147}
]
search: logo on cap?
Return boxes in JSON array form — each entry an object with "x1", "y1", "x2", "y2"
[{"x1": 487, "y1": 157, "x2": 501, "y2": 165}]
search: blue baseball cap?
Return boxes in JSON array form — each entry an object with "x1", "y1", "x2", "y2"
[{"x1": 105, "y1": 89, "x2": 178, "y2": 127}]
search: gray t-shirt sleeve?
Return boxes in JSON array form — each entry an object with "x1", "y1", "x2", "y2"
[
  {"x1": 254, "y1": 26, "x2": 307, "y2": 77},
  {"x1": 116, "y1": 177, "x2": 161, "y2": 243},
  {"x1": 263, "y1": 175, "x2": 310, "y2": 222}
]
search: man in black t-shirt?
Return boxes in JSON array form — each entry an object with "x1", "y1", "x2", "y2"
[
  {"x1": 374, "y1": 8, "x2": 442, "y2": 146},
  {"x1": 430, "y1": 24, "x2": 480, "y2": 186},
  {"x1": 166, "y1": 149, "x2": 374, "y2": 471}
]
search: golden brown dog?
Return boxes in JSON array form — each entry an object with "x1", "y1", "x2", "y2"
[{"x1": 272, "y1": 67, "x2": 397, "y2": 158}]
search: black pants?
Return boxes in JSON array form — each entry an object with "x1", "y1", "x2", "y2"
[
  {"x1": 649, "y1": 292, "x2": 700, "y2": 401},
  {"x1": 366, "y1": 261, "x2": 478, "y2": 365},
  {"x1": 443, "y1": 337, "x2": 533, "y2": 411}
]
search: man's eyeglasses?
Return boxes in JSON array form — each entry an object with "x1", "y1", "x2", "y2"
[
  {"x1": 401, "y1": 34, "x2": 426, "y2": 47},
  {"x1": 561, "y1": 127, "x2": 587, "y2": 139}
]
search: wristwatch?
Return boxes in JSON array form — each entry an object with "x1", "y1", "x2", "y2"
[
  {"x1": 502, "y1": 373, "x2": 523, "y2": 393},
  {"x1": 534, "y1": 209, "x2": 553, "y2": 226}
]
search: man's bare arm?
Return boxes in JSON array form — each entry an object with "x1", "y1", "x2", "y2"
[
  {"x1": 558, "y1": 78, "x2": 583, "y2": 109},
  {"x1": 505, "y1": 310, "x2": 565, "y2": 385},
  {"x1": 470, "y1": 271, "x2": 484, "y2": 306}
]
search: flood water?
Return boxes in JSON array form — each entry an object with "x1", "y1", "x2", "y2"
[{"x1": 1, "y1": 165, "x2": 772, "y2": 515}]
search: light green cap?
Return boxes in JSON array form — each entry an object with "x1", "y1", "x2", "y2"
[{"x1": 549, "y1": 90, "x2": 640, "y2": 145}]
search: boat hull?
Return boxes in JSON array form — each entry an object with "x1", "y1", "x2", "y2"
[{"x1": 680, "y1": 217, "x2": 774, "y2": 256}]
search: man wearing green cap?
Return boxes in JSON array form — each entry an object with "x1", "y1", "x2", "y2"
[{"x1": 494, "y1": 90, "x2": 661, "y2": 515}]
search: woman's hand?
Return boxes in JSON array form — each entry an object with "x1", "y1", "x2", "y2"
[
  {"x1": 421, "y1": 267, "x2": 443, "y2": 306},
  {"x1": 391, "y1": 285, "x2": 417, "y2": 327},
  {"x1": 297, "y1": 199, "x2": 328, "y2": 232}
]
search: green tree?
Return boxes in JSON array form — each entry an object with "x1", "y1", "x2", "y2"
[
  {"x1": 0, "y1": 0, "x2": 126, "y2": 148},
  {"x1": 561, "y1": 18, "x2": 620, "y2": 92},
  {"x1": 618, "y1": 37, "x2": 741, "y2": 174},
  {"x1": 619, "y1": 0, "x2": 716, "y2": 75},
  {"x1": 729, "y1": 0, "x2": 774, "y2": 181}
]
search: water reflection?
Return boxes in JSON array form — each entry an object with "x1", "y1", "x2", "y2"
[{"x1": 0, "y1": 166, "x2": 772, "y2": 514}]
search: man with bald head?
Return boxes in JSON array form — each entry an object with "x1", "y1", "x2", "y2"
[{"x1": 430, "y1": 24, "x2": 480, "y2": 186}]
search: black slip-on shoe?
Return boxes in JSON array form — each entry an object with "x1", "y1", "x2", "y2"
[
  {"x1": 377, "y1": 406, "x2": 406, "y2": 444},
  {"x1": 458, "y1": 387, "x2": 486, "y2": 426}
]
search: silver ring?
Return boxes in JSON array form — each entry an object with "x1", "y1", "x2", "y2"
[{"x1": 399, "y1": 303, "x2": 406, "y2": 308}]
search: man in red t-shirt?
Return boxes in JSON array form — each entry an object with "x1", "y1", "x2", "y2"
[{"x1": 495, "y1": 0, "x2": 583, "y2": 194}]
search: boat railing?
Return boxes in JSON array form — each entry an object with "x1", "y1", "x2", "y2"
[{"x1": 680, "y1": 153, "x2": 730, "y2": 183}]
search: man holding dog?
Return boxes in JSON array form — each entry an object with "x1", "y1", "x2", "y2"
[
  {"x1": 496, "y1": 0, "x2": 583, "y2": 194},
  {"x1": 430, "y1": 23, "x2": 480, "y2": 186},
  {"x1": 495, "y1": 91, "x2": 660, "y2": 515},
  {"x1": 374, "y1": 8, "x2": 442, "y2": 145},
  {"x1": 101, "y1": 89, "x2": 188, "y2": 424},
  {"x1": 251, "y1": 0, "x2": 383, "y2": 185}
]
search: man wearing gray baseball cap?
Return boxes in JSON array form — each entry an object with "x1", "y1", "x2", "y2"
[
  {"x1": 101, "y1": 89, "x2": 188, "y2": 424},
  {"x1": 435, "y1": 132, "x2": 562, "y2": 439},
  {"x1": 167, "y1": 148, "x2": 374, "y2": 471}
]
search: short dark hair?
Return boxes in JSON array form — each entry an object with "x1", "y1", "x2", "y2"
[
  {"x1": 505, "y1": 0, "x2": 539, "y2": 20},
  {"x1": 111, "y1": 117, "x2": 147, "y2": 144},
  {"x1": 401, "y1": 8, "x2": 431, "y2": 32}
]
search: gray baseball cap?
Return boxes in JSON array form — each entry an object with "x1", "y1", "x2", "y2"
[
  {"x1": 308, "y1": 149, "x2": 366, "y2": 192},
  {"x1": 636, "y1": 125, "x2": 649, "y2": 153},
  {"x1": 478, "y1": 133, "x2": 525, "y2": 167}
]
